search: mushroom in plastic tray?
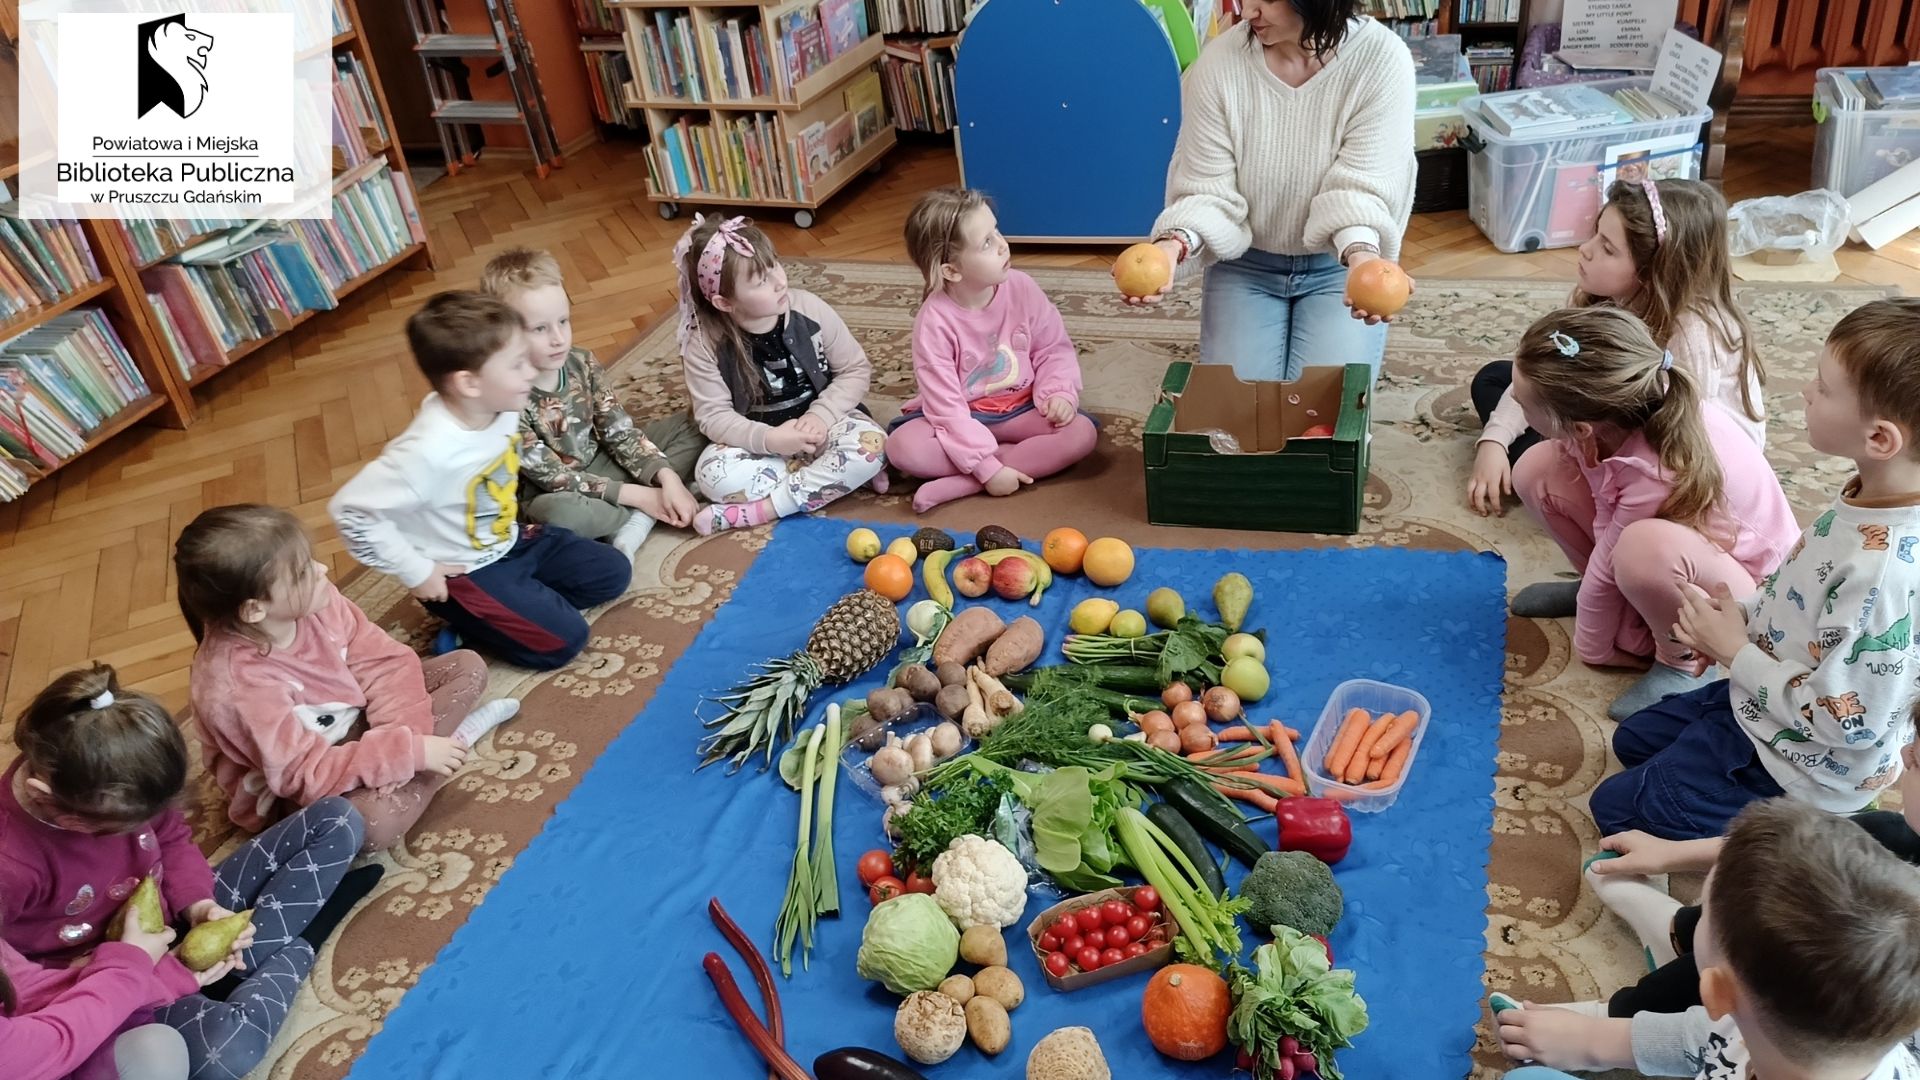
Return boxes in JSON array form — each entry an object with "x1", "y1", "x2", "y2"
[
  {"x1": 1024, "y1": 887, "x2": 1180, "y2": 991},
  {"x1": 842, "y1": 702, "x2": 971, "y2": 806}
]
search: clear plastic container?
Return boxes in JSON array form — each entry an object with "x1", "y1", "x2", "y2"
[
  {"x1": 1460, "y1": 76, "x2": 1711, "y2": 253},
  {"x1": 1812, "y1": 67, "x2": 1920, "y2": 199},
  {"x1": 1299, "y1": 679, "x2": 1432, "y2": 813}
]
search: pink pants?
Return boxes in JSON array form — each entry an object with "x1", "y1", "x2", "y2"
[
  {"x1": 886, "y1": 409, "x2": 1098, "y2": 512},
  {"x1": 1513, "y1": 442, "x2": 1755, "y2": 672},
  {"x1": 344, "y1": 649, "x2": 487, "y2": 852}
]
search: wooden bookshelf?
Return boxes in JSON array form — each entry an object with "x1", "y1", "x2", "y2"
[
  {"x1": 1439, "y1": 0, "x2": 1526, "y2": 92},
  {"x1": 0, "y1": 0, "x2": 435, "y2": 502}
]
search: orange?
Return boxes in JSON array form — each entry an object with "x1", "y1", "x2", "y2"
[
  {"x1": 1346, "y1": 259, "x2": 1412, "y2": 317},
  {"x1": 1082, "y1": 537, "x2": 1134, "y2": 587},
  {"x1": 1042, "y1": 527, "x2": 1089, "y2": 574},
  {"x1": 1112, "y1": 243, "x2": 1172, "y2": 299},
  {"x1": 863, "y1": 554, "x2": 914, "y2": 602}
]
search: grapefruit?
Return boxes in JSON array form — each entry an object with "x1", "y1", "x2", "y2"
[
  {"x1": 1082, "y1": 537, "x2": 1135, "y2": 587},
  {"x1": 863, "y1": 554, "x2": 914, "y2": 602},
  {"x1": 1346, "y1": 259, "x2": 1412, "y2": 317},
  {"x1": 1042, "y1": 527, "x2": 1089, "y2": 574},
  {"x1": 1113, "y1": 243, "x2": 1172, "y2": 299}
]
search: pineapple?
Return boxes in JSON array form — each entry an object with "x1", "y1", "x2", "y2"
[{"x1": 700, "y1": 589, "x2": 901, "y2": 772}]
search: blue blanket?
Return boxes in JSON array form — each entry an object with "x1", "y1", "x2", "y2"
[{"x1": 349, "y1": 517, "x2": 1506, "y2": 1079}]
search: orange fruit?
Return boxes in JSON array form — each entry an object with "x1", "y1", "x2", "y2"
[
  {"x1": 1042, "y1": 527, "x2": 1089, "y2": 574},
  {"x1": 1112, "y1": 242, "x2": 1172, "y2": 299},
  {"x1": 1346, "y1": 259, "x2": 1412, "y2": 317},
  {"x1": 1082, "y1": 537, "x2": 1134, "y2": 587},
  {"x1": 863, "y1": 554, "x2": 914, "y2": 602}
]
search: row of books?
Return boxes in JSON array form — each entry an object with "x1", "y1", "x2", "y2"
[
  {"x1": 1384, "y1": 19, "x2": 1441, "y2": 40},
  {"x1": 1472, "y1": 81, "x2": 1694, "y2": 138},
  {"x1": 779, "y1": 0, "x2": 871, "y2": 90},
  {"x1": 330, "y1": 0, "x2": 351, "y2": 38},
  {"x1": 110, "y1": 217, "x2": 246, "y2": 267},
  {"x1": 1467, "y1": 43, "x2": 1515, "y2": 92},
  {"x1": 583, "y1": 44, "x2": 645, "y2": 128},
  {"x1": 647, "y1": 112, "x2": 798, "y2": 203},
  {"x1": 1362, "y1": 0, "x2": 1441, "y2": 19},
  {"x1": 1823, "y1": 67, "x2": 1920, "y2": 111},
  {"x1": 574, "y1": 0, "x2": 619, "y2": 35},
  {"x1": 873, "y1": 0, "x2": 973, "y2": 35},
  {"x1": 1457, "y1": 0, "x2": 1520, "y2": 21},
  {"x1": 331, "y1": 52, "x2": 388, "y2": 170},
  {"x1": 0, "y1": 201, "x2": 104, "y2": 320},
  {"x1": 881, "y1": 36, "x2": 956, "y2": 134},
  {"x1": 0, "y1": 308, "x2": 151, "y2": 500},
  {"x1": 793, "y1": 70, "x2": 888, "y2": 190}
]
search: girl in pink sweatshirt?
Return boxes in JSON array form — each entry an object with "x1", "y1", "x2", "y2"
[
  {"x1": 887, "y1": 188, "x2": 1100, "y2": 513},
  {"x1": 0, "y1": 919, "x2": 191, "y2": 1080},
  {"x1": 1507, "y1": 308, "x2": 1799, "y2": 723},
  {"x1": 177, "y1": 504, "x2": 520, "y2": 854}
]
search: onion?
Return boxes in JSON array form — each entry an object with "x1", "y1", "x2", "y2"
[
  {"x1": 1147, "y1": 729, "x2": 1183, "y2": 753},
  {"x1": 1138, "y1": 710, "x2": 1175, "y2": 734},
  {"x1": 1178, "y1": 724, "x2": 1215, "y2": 753},
  {"x1": 1171, "y1": 701, "x2": 1207, "y2": 729},
  {"x1": 1088, "y1": 723, "x2": 1115, "y2": 743},
  {"x1": 1161, "y1": 682, "x2": 1194, "y2": 708},
  {"x1": 1201, "y1": 686, "x2": 1243, "y2": 723}
]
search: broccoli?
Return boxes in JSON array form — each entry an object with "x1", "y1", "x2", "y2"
[{"x1": 1236, "y1": 850, "x2": 1343, "y2": 936}]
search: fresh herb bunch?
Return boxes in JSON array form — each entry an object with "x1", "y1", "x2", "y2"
[
  {"x1": 1063, "y1": 616, "x2": 1262, "y2": 689},
  {"x1": 892, "y1": 773, "x2": 1011, "y2": 873}
]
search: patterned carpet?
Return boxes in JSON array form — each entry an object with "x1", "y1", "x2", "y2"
[{"x1": 77, "y1": 264, "x2": 1899, "y2": 1078}]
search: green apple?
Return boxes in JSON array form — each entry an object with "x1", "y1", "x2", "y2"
[{"x1": 1222, "y1": 633, "x2": 1265, "y2": 663}]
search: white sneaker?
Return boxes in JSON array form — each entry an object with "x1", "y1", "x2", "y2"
[
  {"x1": 610, "y1": 510, "x2": 656, "y2": 560},
  {"x1": 453, "y1": 699, "x2": 521, "y2": 747}
]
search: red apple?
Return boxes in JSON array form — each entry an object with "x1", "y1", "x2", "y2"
[
  {"x1": 991, "y1": 557, "x2": 1037, "y2": 600},
  {"x1": 1300, "y1": 424, "x2": 1335, "y2": 438},
  {"x1": 953, "y1": 556, "x2": 994, "y2": 598}
]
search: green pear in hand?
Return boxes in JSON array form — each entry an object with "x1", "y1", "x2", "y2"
[
  {"x1": 104, "y1": 876, "x2": 164, "y2": 940},
  {"x1": 178, "y1": 909, "x2": 253, "y2": 972}
]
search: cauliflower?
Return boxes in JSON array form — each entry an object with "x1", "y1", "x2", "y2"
[{"x1": 930, "y1": 834, "x2": 1028, "y2": 928}]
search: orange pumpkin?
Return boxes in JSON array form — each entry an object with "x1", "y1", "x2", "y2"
[
  {"x1": 1141, "y1": 963, "x2": 1231, "y2": 1060},
  {"x1": 1041, "y1": 527, "x2": 1089, "y2": 574},
  {"x1": 1346, "y1": 259, "x2": 1412, "y2": 317},
  {"x1": 863, "y1": 554, "x2": 914, "y2": 602}
]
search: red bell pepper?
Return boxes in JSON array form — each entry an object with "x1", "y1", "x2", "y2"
[{"x1": 1275, "y1": 797, "x2": 1351, "y2": 864}]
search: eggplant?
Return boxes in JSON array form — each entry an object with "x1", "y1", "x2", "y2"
[{"x1": 814, "y1": 1047, "x2": 930, "y2": 1080}]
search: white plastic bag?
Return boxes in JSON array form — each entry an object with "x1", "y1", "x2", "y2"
[{"x1": 1727, "y1": 190, "x2": 1850, "y2": 259}]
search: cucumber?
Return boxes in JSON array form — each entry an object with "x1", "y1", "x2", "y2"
[
  {"x1": 1157, "y1": 774, "x2": 1271, "y2": 868},
  {"x1": 1145, "y1": 800, "x2": 1227, "y2": 898}
]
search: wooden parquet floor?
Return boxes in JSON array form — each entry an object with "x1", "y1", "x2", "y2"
[{"x1": 0, "y1": 119, "x2": 1913, "y2": 720}]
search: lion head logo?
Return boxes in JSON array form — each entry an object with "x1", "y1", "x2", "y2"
[{"x1": 137, "y1": 15, "x2": 215, "y2": 119}]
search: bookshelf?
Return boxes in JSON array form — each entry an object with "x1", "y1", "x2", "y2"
[
  {"x1": 574, "y1": 0, "x2": 648, "y2": 130},
  {"x1": 1440, "y1": 0, "x2": 1524, "y2": 91},
  {"x1": 0, "y1": 0, "x2": 434, "y2": 502},
  {"x1": 1363, "y1": 0, "x2": 1441, "y2": 41},
  {"x1": 610, "y1": 0, "x2": 898, "y2": 227}
]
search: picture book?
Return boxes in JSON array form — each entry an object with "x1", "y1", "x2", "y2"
[
  {"x1": 1473, "y1": 83, "x2": 1635, "y2": 138},
  {"x1": 1598, "y1": 131, "x2": 1698, "y2": 196},
  {"x1": 1544, "y1": 163, "x2": 1602, "y2": 247},
  {"x1": 1408, "y1": 34, "x2": 1469, "y2": 85},
  {"x1": 1868, "y1": 67, "x2": 1920, "y2": 108},
  {"x1": 820, "y1": 0, "x2": 862, "y2": 58}
]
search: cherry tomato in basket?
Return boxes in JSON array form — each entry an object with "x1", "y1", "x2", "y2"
[
  {"x1": 1101, "y1": 900, "x2": 1132, "y2": 926},
  {"x1": 1105, "y1": 924, "x2": 1131, "y2": 948},
  {"x1": 903, "y1": 870, "x2": 936, "y2": 895},
  {"x1": 855, "y1": 850, "x2": 895, "y2": 886},
  {"x1": 1085, "y1": 928, "x2": 1106, "y2": 949},
  {"x1": 1100, "y1": 947, "x2": 1126, "y2": 967},
  {"x1": 1044, "y1": 951, "x2": 1072, "y2": 978},
  {"x1": 1126, "y1": 915, "x2": 1151, "y2": 939},
  {"x1": 868, "y1": 876, "x2": 905, "y2": 904},
  {"x1": 1038, "y1": 929, "x2": 1062, "y2": 952},
  {"x1": 1076, "y1": 946, "x2": 1103, "y2": 972},
  {"x1": 1133, "y1": 886, "x2": 1160, "y2": 912},
  {"x1": 1062, "y1": 934, "x2": 1085, "y2": 955},
  {"x1": 1075, "y1": 908, "x2": 1104, "y2": 933},
  {"x1": 1124, "y1": 942, "x2": 1149, "y2": 959}
]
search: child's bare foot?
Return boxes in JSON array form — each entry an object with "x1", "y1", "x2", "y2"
[{"x1": 1495, "y1": 1003, "x2": 1631, "y2": 1070}]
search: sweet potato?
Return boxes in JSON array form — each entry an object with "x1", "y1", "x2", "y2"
[
  {"x1": 981, "y1": 616, "x2": 1044, "y2": 676},
  {"x1": 933, "y1": 607, "x2": 1006, "y2": 668}
]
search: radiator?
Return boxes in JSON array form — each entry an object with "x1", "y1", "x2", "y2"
[{"x1": 1730, "y1": 0, "x2": 1920, "y2": 96}]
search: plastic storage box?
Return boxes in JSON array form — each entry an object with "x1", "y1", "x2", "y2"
[
  {"x1": 1461, "y1": 76, "x2": 1710, "y2": 253},
  {"x1": 1300, "y1": 679, "x2": 1432, "y2": 813},
  {"x1": 1812, "y1": 67, "x2": 1920, "y2": 199}
]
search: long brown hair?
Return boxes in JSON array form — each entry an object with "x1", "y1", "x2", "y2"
[
  {"x1": 174, "y1": 504, "x2": 313, "y2": 646},
  {"x1": 13, "y1": 663, "x2": 188, "y2": 830},
  {"x1": 679, "y1": 216, "x2": 781, "y2": 411},
  {"x1": 1575, "y1": 179, "x2": 1765, "y2": 423},
  {"x1": 904, "y1": 187, "x2": 990, "y2": 298},
  {"x1": 1516, "y1": 306, "x2": 1726, "y2": 529}
]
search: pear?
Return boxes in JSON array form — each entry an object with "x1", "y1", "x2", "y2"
[
  {"x1": 104, "y1": 875, "x2": 165, "y2": 940},
  {"x1": 178, "y1": 909, "x2": 253, "y2": 971},
  {"x1": 1213, "y1": 572, "x2": 1253, "y2": 632}
]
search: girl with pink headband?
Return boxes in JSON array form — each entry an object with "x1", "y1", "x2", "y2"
[{"x1": 673, "y1": 215, "x2": 886, "y2": 534}]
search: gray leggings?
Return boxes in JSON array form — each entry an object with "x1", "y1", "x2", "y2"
[{"x1": 152, "y1": 798, "x2": 364, "y2": 1080}]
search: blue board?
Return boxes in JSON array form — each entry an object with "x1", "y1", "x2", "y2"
[
  {"x1": 955, "y1": 0, "x2": 1182, "y2": 241},
  {"x1": 348, "y1": 517, "x2": 1505, "y2": 1080}
]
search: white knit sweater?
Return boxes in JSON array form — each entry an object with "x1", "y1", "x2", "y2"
[{"x1": 1154, "y1": 18, "x2": 1417, "y2": 264}]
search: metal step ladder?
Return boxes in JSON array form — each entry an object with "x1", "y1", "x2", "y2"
[{"x1": 403, "y1": 0, "x2": 564, "y2": 178}]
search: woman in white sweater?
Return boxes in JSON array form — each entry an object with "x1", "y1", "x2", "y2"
[{"x1": 1139, "y1": 0, "x2": 1416, "y2": 383}]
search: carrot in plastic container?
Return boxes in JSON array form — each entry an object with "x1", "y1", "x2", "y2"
[
  {"x1": 1369, "y1": 710, "x2": 1421, "y2": 760},
  {"x1": 1362, "y1": 739, "x2": 1413, "y2": 790},
  {"x1": 1323, "y1": 707, "x2": 1370, "y2": 777}
]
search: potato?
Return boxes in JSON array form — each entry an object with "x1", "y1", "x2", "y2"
[
  {"x1": 935, "y1": 662, "x2": 969, "y2": 687},
  {"x1": 934, "y1": 684, "x2": 972, "y2": 722},
  {"x1": 894, "y1": 665, "x2": 942, "y2": 703},
  {"x1": 973, "y1": 965, "x2": 1025, "y2": 1011},
  {"x1": 959, "y1": 924, "x2": 1007, "y2": 967},
  {"x1": 965, "y1": 996, "x2": 1011, "y2": 1055},
  {"x1": 938, "y1": 974, "x2": 976, "y2": 1004},
  {"x1": 866, "y1": 687, "x2": 916, "y2": 726}
]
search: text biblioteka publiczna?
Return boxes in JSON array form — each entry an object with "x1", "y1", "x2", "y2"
[{"x1": 58, "y1": 135, "x2": 296, "y2": 184}]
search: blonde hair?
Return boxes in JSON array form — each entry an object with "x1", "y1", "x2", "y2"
[
  {"x1": 1577, "y1": 180, "x2": 1765, "y2": 423},
  {"x1": 678, "y1": 216, "x2": 781, "y2": 411},
  {"x1": 1826, "y1": 297, "x2": 1920, "y2": 460},
  {"x1": 1516, "y1": 306, "x2": 1726, "y2": 529},
  {"x1": 13, "y1": 663, "x2": 187, "y2": 829},
  {"x1": 904, "y1": 187, "x2": 990, "y2": 297},
  {"x1": 480, "y1": 247, "x2": 565, "y2": 302},
  {"x1": 174, "y1": 504, "x2": 313, "y2": 647}
]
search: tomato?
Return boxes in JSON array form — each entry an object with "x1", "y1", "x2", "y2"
[
  {"x1": 1133, "y1": 886, "x2": 1160, "y2": 912},
  {"x1": 1038, "y1": 930, "x2": 1062, "y2": 952},
  {"x1": 1044, "y1": 951, "x2": 1071, "y2": 977},
  {"x1": 1084, "y1": 928, "x2": 1106, "y2": 949},
  {"x1": 867, "y1": 876, "x2": 905, "y2": 904},
  {"x1": 1100, "y1": 947, "x2": 1125, "y2": 967},
  {"x1": 1075, "y1": 946, "x2": 1103, "y2": 971},
  {"x1": 1104, "y1": 924, "x2": 1130, "y2": 947},
  {"x1": 1101, "y1": 900, "x2": 1132, "y2": 926},
  {"x1": 1124, "y1": 941, "x2": 1149, "y2": 958},
  {"x1": 904, "y1": 871, "x2": 937, "y2": 895},
  {"x1": 855, "y1": 850, "x2": 895, "y2": 886},
  {"x1": 1062, "y1": 934, "x2": 1086, "y2": 955},
  {"x1": 1075, "y1": 908, "x2": 1104, "y2": 933},
  {"x1": 1125, "y1": 915, "x2": 1151, "y2": 939}
]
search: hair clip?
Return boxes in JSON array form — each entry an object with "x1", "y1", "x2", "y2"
[
  {"x1": 88, "y1": 690, "x2": 114, "y2": 710},
  {"x1": 1549, "y1": 331, "x2": 1580, "y2": 357},
  {"x1": 1660, "y1": 349, "x2": 1674, "y2": 371}
]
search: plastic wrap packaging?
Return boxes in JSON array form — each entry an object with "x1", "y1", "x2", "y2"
[{"x1": 1727, "y1": 190, "x2": 1850, "y2": 259}]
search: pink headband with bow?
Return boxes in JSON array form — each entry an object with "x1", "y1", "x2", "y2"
[{"x1": 672, "y1": 214, "x2": 757, "y2": 351}]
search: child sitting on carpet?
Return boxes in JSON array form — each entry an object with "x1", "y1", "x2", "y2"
[
  {"x1": 330, "y1": 291, "x2": 632, "y2": 671},
  {"x1": 482, "y1": 247, "x2": 704, "y2": 559},
  {"x1": 1495, "y1": 798, "x2": 1920, "y2": 1080},
  {"x1": 1, "y1": 910, "x2": 189, "y2": 1080},
  {"x1": 1588, "y1": 297, "x2": 1920, "y2": 840},
  {"x1": 1470, "y1": 180, "x2": 1765, "y2": 524},
  {"x1": 1503, "y1": 307, "x2": 1798, "y2": 730},
  {"x1": 0, "y1": 664, "x2": 382, "y2": 1080},
  {"x1": 887, "y1": 187, "x2": 1099, "y2": 513},
  {"x1": 674, "y1": 214, "x2": 886, "y2": 534},
  {"x1": 177, "y1": 504, "x2": 521, "y2": 854}
]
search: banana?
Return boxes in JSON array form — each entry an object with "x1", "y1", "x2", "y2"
[
  {"x1": 973, "y1": 548, "x2": 1053, "y2": 607},
  {"x1": 922, "y1": 545, "x2": 967, "y2": 610}
]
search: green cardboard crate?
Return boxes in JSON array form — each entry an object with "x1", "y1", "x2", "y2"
[{"x1": 1143, "y1": 362, "x2": 1372, "y2": 535}]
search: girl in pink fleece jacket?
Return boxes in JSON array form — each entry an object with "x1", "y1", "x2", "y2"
[
  {"x1": 0, "y1": 921, "x2": 192, "y2": 1080},
  {"x1": 177, "y1": 504, "x2": 520, "y2": 854},
  {"x1": 1507, "y1": 308, "x2": 1799, "y2": 723},
  {"x1": 887, "y1": 189, "x2": 1099, "y2": 513}
]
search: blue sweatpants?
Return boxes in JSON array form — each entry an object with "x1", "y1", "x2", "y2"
[
  {"x1": 425, "y1": 523, "x2": 632, "y2": 670},
  {"x1": 1588, "y1": 680, "x2": 1785, "y2": 841}
]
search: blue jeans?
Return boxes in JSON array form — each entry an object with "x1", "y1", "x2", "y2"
[
  {"x1": 424, "y1": 523, "x2": 632, "y2": 670},
  {"x1": 1588, "y1": 680, "x2": 1786, "y2": 841},
  {"x1": 1199, "y1": 250, "x2": 1388, "y2": 382}
]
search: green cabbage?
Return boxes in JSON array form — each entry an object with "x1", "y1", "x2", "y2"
[{"x1": 856, "y1": 893, "x2": 959, "y2": 994}]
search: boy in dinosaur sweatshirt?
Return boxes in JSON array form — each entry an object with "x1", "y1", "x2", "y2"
[{"x1": 1589, "y1": 297, "x2": 1920, "y2": 839}]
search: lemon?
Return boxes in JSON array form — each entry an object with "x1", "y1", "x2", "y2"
[
  {"x1": 886, "y1": 537, "x2": 919, "y2": 567},
  {"x1": 1070, "y1": 598, "x2": 1120, "y2": 635},
  {"x1": 846, "y1": 528, "x2": 881, "y2": 563},
  {"x1": 1110, "y1": 610, "x2": 1148, "y2": 639}
]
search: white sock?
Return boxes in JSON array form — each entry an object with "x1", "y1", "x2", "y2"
[
  {"x1": 1543, "y1": 999, "x2": 1611, "y2": 1018},
  {"x1": 1585, "y1": 864, "x2": 1682, "y2": 969},
  {"x1": 610, "y1": 510, "x2": 655, "y2": 559},
  {"x1": 453, "y1": 699, "x2": 520, "y2": 748}
]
